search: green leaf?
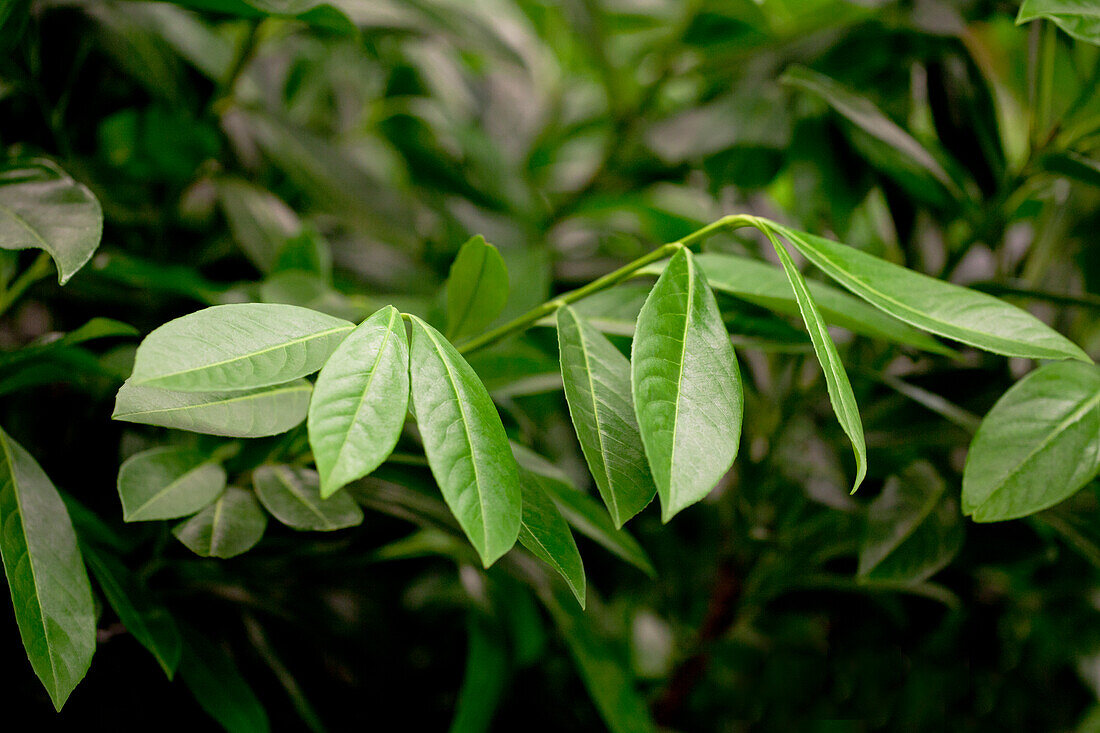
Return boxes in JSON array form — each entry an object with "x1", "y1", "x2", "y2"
[
  {"x1": 117, "y1": 447, "x2": 227, "y2": 522},
  {"x1": 408, "y1": 315, "x2": 522, "y2": 566},
  {"x1": 781, "y1": 66, "x2": 965, "y2": 208},
  {"x1": 445, "y1": 235, "x2": 509, "y2": 343},
  {"x1": 859, "y1": 461, "x2": 963, "y2": 583},
  {"x1": 542, "y1": 588, "x2": 657, "y2": 733},
  {"x1": 158, "y1": 0, "x2": 355, "y2": 33},
  {"x1": 253, "y1": 464, "x2": 364, "y2": 531},
  {"x1": 0, "y1": 159, "x2": 103, "y2": 284},
  {"x1": 172, "y1": 487, "x2": 267, "y2": 558},
  {"x1": 631, "y1": 247, "x2": 744, "y2": 521},
  {"x1": 1040, "y1": 151, "x2": 1100, "y2": 187},
  {"x1": 963, "y1": 362, "x2": 1100, "y2": 521},
  {"x1": 216, "y1": 177, "x2": 301, "y2": 274},
  {"x1": 512, "y1": 444, "x2": 655, "y2": 577},
  {"x1": 1018, "y1": 0, "x2": 1100, "y2": 44},
  {"x1": 448, "y1": 614, "x2": 509, "y2": 733},
  {"x1": 641, "y1": 253, "x2": 952, "y2": 355},
  {"x1": 130, "y1": 304, "x2": 353, "y2": 391},
  {"x1": 517, "y1": 467, "x2": 586, "y2": 607},
  {"x1": 112, "y1": 379, "x2": 312, "y2": 437},
  {"x1": 307, "y1": 305, "x2": 409, "y2": 497},
  {"x1": 769, "y1": 221, "x2": 1091, "y2": 362},
  {"x1": 82, "y1": 545, "x2": 182, "y2": 678},
  {"x1": 0, "y1": 426, "x2": 95, "y2": 710},
  {"x1": 557, "y1": 306, "x2": 656, "y2": 527},
  {"x1": 178, "y1": 625, "x2": 270, "y2": 733},
  {"x1": 760, "y1": 223, "x2": 867, "y2": 492}
]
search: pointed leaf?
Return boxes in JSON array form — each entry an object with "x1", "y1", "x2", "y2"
[
  {"x1": 557, "y1": 306, "x2": 655, "y2": 527},
  {"x1": 1018, "y1": 0, "x2": 1100, "y2": 44},
  {"x1": 517, "y1": 467, "x2": 586, "y2": 607},
  {"x1": 445, "y1": 235, "x2": 509, "y2": 342},
  {"x1": 770, "y1": 222, "x2": 1090, "y2": 362},
  {"x1": 117, "y1": 447, "x2": 227, "y2": 522},
  {"x1": 82, "y1": 545, "x2": 181, "y2": 678},
  {"x1": 253, "y1": 464, "x2": 363, "y2": 531},
  {"x1": 631, "y1": 247, "x2": 744, "y2": 521},
  {"x1": 963, "y1": 362, "x2": 1100, "y2": 521},
  {"x1": 308, "y1": 305, "x2": 409, "y2": 497},
  {"x1": 407, "y1": 314, "x2": 522, "y2": 566},
  {"x1": 112, "y1": 379, "x2": 312, "y2": 437},
  {"x1": 859, "y1": 461, "x2": 963, "y2": 583},
  {"x1": 130, "y1": 303, "x2": 353, "y2": 391},
  {"x1": 761, "y1": 223, "x2": 867, "y2": 491},
  {"x1": 172, "y1": 487, "x2": 267, "y2": 558},
  {"x1": 0, "y1": 427, "x2": 95, "y2": 710},
  {"x1": 0, "y1": 159, "x2": 102, "y2": 284}
]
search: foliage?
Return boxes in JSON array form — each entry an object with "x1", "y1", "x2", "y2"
[{"x1": 3, "y1": 0, "x2": 1100, "y2": 729}]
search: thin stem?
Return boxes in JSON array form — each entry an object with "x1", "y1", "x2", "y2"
[
  {"x1": 0, "y1": 252, "x2": 53, "y2": 318},
  {"x1": 456, "y1": 214, "x2": 759, "y2": 355}
]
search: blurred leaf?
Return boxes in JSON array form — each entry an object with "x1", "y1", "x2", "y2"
[
  {"x1": 1041, "y1": 151, "x2": 1100, "y2": 187},
  {"x1": 448, "y1": 613, "x2": 509, "y2": 733},
  {"x1": 151, "y1": 0, "x2": 355, "y2": 33},
  {"x1": 445, "y1": 235, "x2": 509, "y2": 343},
  {"x1": 253, "y1": 464, "x2": 363, "y2": 531},
  {"x1": 0, "y1": 318, "x2": 137, "y2": 370},
  {"x1": 517, "y1": 467, "x2": 586, "y2": 607},
  {"x1": 963, "y1": 362, "x2": 1100, "y2": 521},
  {"x1": 217, "y1": 178, "x2": 302, "y2": 274},
  {"x1": 859, "y1": 461, "x2": 963, "y2": 583},
  {"x1": 0, "y1": 159, "x2": 102, "y2": 284},
  {"x1": 632, "y1": 248, "x2": 743, "y2": 520},
  {"x1": 173, "y1": 486, "x2": 267, "y2": 558},
  {"x1": 117, "y1": 446, "x2": 227, "y2": 521},
  {"x1": 113, "y1": 379, "x2": 312, "y2": 437},
  {"x1": 178, "y1": 625, "x2": 270, "y2": 733},
  {"x1": 1018, "y1": 0, "x2": 1100, "y2": 45},
  {"x1": 83, "y1": 545, "x2": 182, "y2": 678},
  {"x1": 0, "y1": 427, "x2": 96, "y2": 710}
]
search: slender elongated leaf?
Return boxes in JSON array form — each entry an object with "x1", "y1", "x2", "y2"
[
  {"x1": 760, "y1": 223, "x2": 866, "y2": 491},
  {"x1": 512, "y1": 444, "x2": 655, "y2": 577},
  {"x1": 112, "y1": 379, "x2": 312, "y2": 437},
  {"x1": 449, "y1": 614, "x2": 509, "y2": 733},
  {"x1": 557, "y1": 306, "x2": 655, "y2": 527},
  {"x1": 769, "y1": 221, "x2": 1091, "y2": 362},
  {"x1": 82, "y1": 545, "x2": 181, "y2": 678},
  {"x1": 445, "y1": 235, "x2": 509, "y2": 342},
  {"x1": 117, "y1": 446, "x2": 227, "y2": 521},
  {"x1": 172, "y1": 487, "x2": 267, "y2": 558},
  {"x1": 253, "y1": 464, "x2": 363, "y2": 531},
  {"x1": 859, "y1": 461, "x2": 963, "y2": 583},
  {"x1": 631, "y1": 247, "x2": 743, "y2": 520},
  {"x1": 178, "y1": 625, "x2": 270, "y2": 733},
  {"x1": 963, "y1": 362, "x2": 1100, "y2": 521},
  {"x1": 308, "y1": 305, "x2": 409, "y2": 497},
  {"x1": 641, "y1": 253, "x2": 951, "y2": 354},
  {"x1": 130, "y1": 303, "x2": 353, "y2": 391},
  {"x1": 1018, "y1": 0, "x2": 1100, "y2": 44},
  {"x1": 0, "y1": 159, "x2": 102, "y2": 284},
  {"x1": 159, "y1": 0, "x2": 354, "y2": 33},
  {"x1": 408, "y1": 315, "x2": 522, "y2": 566},
  {"x1": 1040, "y1": 151, "x2": 1100, "y2": 188},
  {"x1": 0, "y1": 427, "x2": 95, "y2": 710},
  {"x1": 517, "y1": 467, "x2": 586, "y2": 607}
]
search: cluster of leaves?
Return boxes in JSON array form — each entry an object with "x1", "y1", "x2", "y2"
[{"x1": 3, "y1": 0, "x2": 1100, "y2": 730}]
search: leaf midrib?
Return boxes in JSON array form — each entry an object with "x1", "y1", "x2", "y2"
[
  {"x1": 128, "y1": 454, "x2": 218, "y2": 520},
  {"x1": 116, "y1": 383, "x2": 311, "y2": 418},
  {"x1": 273, "y1": 467, "x2": 333, "y2": 528},
  {"x1": 665, "y1": 251, "x2": 694, "y2": 513}
]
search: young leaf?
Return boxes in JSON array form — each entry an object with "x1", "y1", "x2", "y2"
[
  {"x1": 172, "y1": 487, "x2": 267, "y2": 558},
  {"x1": 178, "y1": 625, "x2": 270, "y2": 733},
  {"x1": 517, "y1": 467, "x2": 586, "y2": 607},
  {"x1": 769, "y1": 222, "x2": 1091, "y2": 362},
  {"x1": 117, "y1": 446, "x2": 227, "y2": 522},
  {"x1": 631, "y1": 247, "x2": 743, "y2": 521},
  {"x1": 1018, "y1": 0, "x2": 1100, "y2": 45},
  {"x1": 445, "y1": 235, "x2": 509, "y2": 342},
  {"x1": 963, "y1": 362, "x2": 1100, "y2": 521},
  {"x1": 513, "y1": 444, "x2": 655, "y2": 577},
  {"x1": 253, "y1": 464, "x2": 363, "y2": 531},
  {"x1": 112, "y1": 379, "x2": 312, "y2": 437},
  {"x1": 307, "y1": 305, "x2": 409, "y2": 497},
  {"x1": 761, "y1": 223, "x2": 867, "y2": 491},
  {"x1": 82, "y1": 545, "x2": 182, "y2": 678},
  {"x1": 130, "y1": 303, "x2": 353, "y2": 391},
  {"x1": 859, "y1": 461, "x2": 963, "y2": 583},
  {"x1": 557, "y1": 305, "x2": 656, "y2": 527},
  {"x1": 642, "y1": 253, "x2": 952, "y2": 355},
  {"x1": 407, "y1": 314, "x2": 522, "y2": 567},
  {"x1": 0, "y1": 159, "x2": 103, "y2": 284},
  {"x1": 448, "y1": 614, "x2": 509, "y2": 733},
  {"x1": 0, "y1": 426, "x2": 95, "y2": 710}
]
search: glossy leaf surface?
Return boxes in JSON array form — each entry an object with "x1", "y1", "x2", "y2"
[
  {"x1": 253, "y1": 464, "x2": 363, "y2": 531},
  {"x1": 117, "y1": 446, "x2": 226, "y2": 522},
  {"x1": 172, "y1": 487, "x2": 267, "y2": 558}
]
